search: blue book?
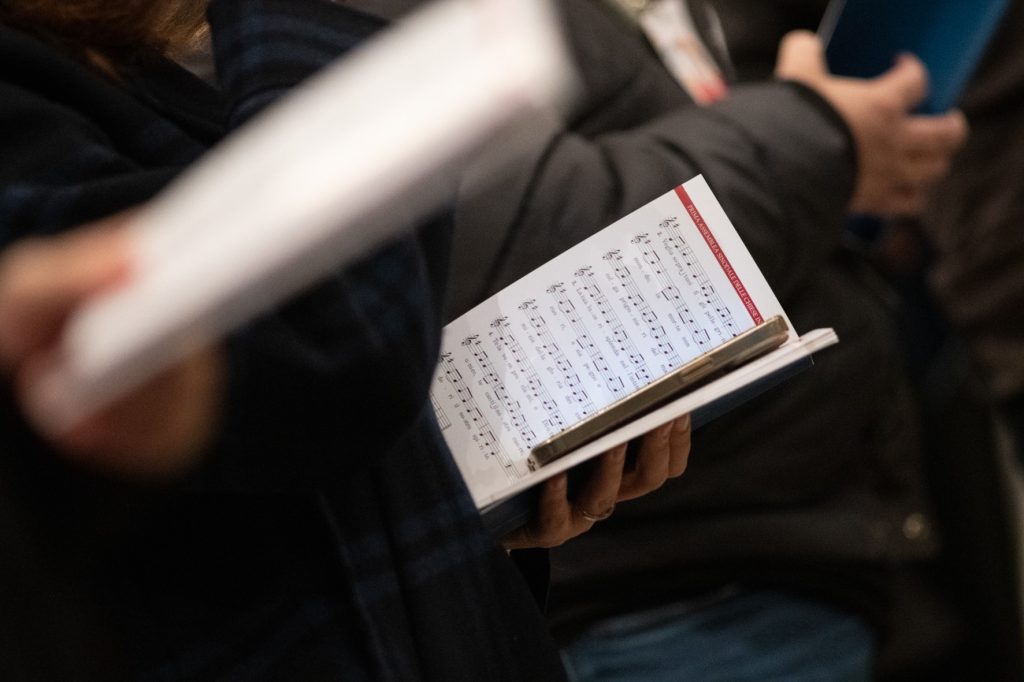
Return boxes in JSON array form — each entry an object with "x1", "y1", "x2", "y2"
[{"x1": 821, "y1": 0, "x2": 1011, "y2": 114}]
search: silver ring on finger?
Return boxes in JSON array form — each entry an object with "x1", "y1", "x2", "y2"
[{"x1": 579, "y1": 505, "x2": 614, "y2": 523}]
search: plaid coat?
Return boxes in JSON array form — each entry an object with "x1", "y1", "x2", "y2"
[{"x1": 0, "y1": 1, "x2": 565, "y2": 679}]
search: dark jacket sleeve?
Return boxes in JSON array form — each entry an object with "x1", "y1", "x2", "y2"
[{"x1": 445, "y1": 0, "x2": 856, "y2": 317}]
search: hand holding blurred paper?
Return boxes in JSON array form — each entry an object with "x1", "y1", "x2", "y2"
[{"x1": 29, "y1": 0, "x2": 575, "y2": 433}]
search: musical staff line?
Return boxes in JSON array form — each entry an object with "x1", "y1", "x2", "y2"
[
  {"x1": 604, "y1": 248, "x2": 682, "y2": 368},
  {"x1": 661, "y1": 216, "x2": 740, "y2": 338},
  {"x1": 491, "y1": 317, "x2": 567, "y2": 434},
  {"x1": 438, "y1": 352, "x2": 522, "y2": 482},
  {"x1": 573, "y1": 266, "x2": 650, "y2": 389},
  {"x1": 461, "y1": 334, "x2": 537, "y2": 448},
  {"x1": 431, "y1": 392, "x2": 451, "y2": 430},
  {"x1": 519, "y1": 299, "x2": 595, "y2": 415},
  {"x1": 632, "y1": 232, "x2": 712, "y2": 351}
]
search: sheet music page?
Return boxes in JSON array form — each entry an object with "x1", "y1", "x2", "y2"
[{"x1": 432, "y1": 175, "x2": 788, "y2": 506}]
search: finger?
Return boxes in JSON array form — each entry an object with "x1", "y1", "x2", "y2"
[
  {"x1": 876, "y1": 53, "x2": 928, "y2": 112},
  {"x1": 0, "y1": 228, "x2": 130, "y2": 367},
  {"x1": 775, "y1": 30, "x2": 827, "y2": 81},
  {"x1": 902, "y1": 111, "x2": 969, "y2": 156},
  {"x1": 573, "y1": 443, "x2": 627, "y2": 522},
  {"x1": 37, "y1": 348, "x2": 220, "y2": 475},
  {"x1": 668, "y1": 414, "x2": 692, "y2": 478},
  {"x1": 898, "y1": 154, "x2": 951, "y2": 186},
  {"x1": 884, "y1": 185, "x2": 927, "y2": 217},
  {"x1": 503, "y1": 474, "x2": 571, "y2": 550},
  {"x1": 0, "y1": 227, "x2": 129, "y2": 315},
  {"x1": 618, "y1": 422, "x2": 672, "y2": 502}
]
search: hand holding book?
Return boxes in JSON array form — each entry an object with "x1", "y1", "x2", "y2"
[
  {"x1": 775, "y1": 31, "x2": 968, "y2": 217},
  {"x1": 434, "y1": 175, "x2": 840, "y2": 536},
  {"x1": 503, "y1": 415, "x2": 690, "y2": 549}
]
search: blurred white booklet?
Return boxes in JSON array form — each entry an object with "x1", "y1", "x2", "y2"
[
  {"x1": 30, "y1": 0, "x2": 575, "y2": 432},
  {"x1": 431, "y1": 176, "x2": 838, "y2": 523}
]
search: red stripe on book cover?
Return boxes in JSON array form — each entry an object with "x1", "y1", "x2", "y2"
[{"x1": 674, "y1": 185, "x2": 763, "y2": 325}]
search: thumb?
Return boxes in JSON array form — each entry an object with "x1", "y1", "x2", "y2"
[
  {"x1": 0, "y1": 223, "x2": 131, "y2": 369},
  {"x1": 775, "y1": 30, "x2": 828, "y2": 82},
  {"x1": 875, "y1": 53, "x2": 929, "y2": 111}
]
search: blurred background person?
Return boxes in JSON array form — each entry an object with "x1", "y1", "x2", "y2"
[
  {"x1": 710, "y1": 0, "x2": 1024, "y2": 676},
  {"x1": 350, "y1": 0, "x2": 977, "y2": 679},
  {"x1": 919, "y1": 0, "x2": 1024, "y2": 453}
]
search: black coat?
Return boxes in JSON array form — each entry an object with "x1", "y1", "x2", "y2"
[
  {"x1": 0, "y1": 1, "x2": 565, "y2": 679},
  {"x1": 366, "y1": 0, "x2": 934, "y2": 640}
]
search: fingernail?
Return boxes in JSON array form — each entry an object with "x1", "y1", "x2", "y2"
[
  {"x1": 674, "y1": 414, "x2": 692, "y2": 432},
  {"x1": 552, "y1": 474, "x2": 567, "y2": 491}
]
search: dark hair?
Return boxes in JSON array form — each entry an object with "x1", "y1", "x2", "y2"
[{"x1": 0, "y1": 1, "x2": 207, "y2": 57}]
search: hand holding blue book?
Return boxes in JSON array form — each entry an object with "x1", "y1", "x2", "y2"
[{"x1": 821, "y1": 0, "x2": 1011, "y2": 114}]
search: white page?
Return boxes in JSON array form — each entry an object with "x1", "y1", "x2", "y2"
[{"x1": 432, "y1": 175, "x2": 790, "y2": 505}]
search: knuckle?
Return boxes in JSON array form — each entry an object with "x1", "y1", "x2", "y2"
[
  {"x1": 670, "y1": 447, "x2": 691, "y2": 472},
  {"x1": 944, "y1": 110, "x2": 969, "y2": 135},
  {"x1": 874, "y1": 97, "x2": 903, "y2": 121},
  {"x1": 928, "y1": 128, "x2": 956, "y2": 151},
  {"x1": 894, "y1": 54, "x2": 928, "y2": 89},
  {"x1": 906, "y1": 58, "x2": 927, "y2": 83},
  {"x1": 505, "y1": 528, "x2": 531, "y2": 550},
  {"x1": 781, "y1": 29, "x2": 815, "y2": 52},
  {"x1": 0, "y1": 240, "x2": 40, "y2": 280},
  {"x1": 894, "y1": 193, "x2": 924, "y2": 216},
  {"x1": 637, "y1": 467, "x2": 665, "y2": 492},
  {"x1": 924, "y1": 158, "x2": 950, "y2": 182},
  {"x1": 617, "y1": 481, "x2": 638, "y2": 501},
  {"x1": 671, "y1": 428, "x2": 692, "y2": 451},
  {"x1": 537, "y1": 531, "x2": 562, "y2": 549},
  {"x1": 533, "y1": 532, "x2": 558, "y2": 549},
  {"x1": 538, "y1": 519, "x2": 573, "y2": 548},
  {"x1": 955, "y1": 117, "x2": 970, "y2": 141}
]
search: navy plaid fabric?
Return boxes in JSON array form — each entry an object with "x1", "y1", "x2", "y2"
[{"x1": 0, "y1": 1, "x2": 565, "y2": 680}]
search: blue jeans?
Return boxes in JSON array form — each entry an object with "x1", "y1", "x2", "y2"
[{"x1": 562, "y1": 589, "x2": 875, "y2": 682}]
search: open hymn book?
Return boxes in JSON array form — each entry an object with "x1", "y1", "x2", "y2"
[{"x1": 431, "y1": 176, "x2": 839, "y2": 535}]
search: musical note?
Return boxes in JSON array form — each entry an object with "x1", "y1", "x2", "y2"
[
  {"x1": 461, "y1": 334, "x2": 537, "y2": 447},
  {"x1": 604, "y1": 249, "x2": 682, "y2": 369},
  {"x1": 660, "y1": 217, "x2": 740, "y2": 340},
  {"x1": 633, "y1": 232, "x2": 712, "y2": 350},
  {"x1": 491, "y1": 316, "x2": 568, "y2": 434},
  {"x1": 438, "y1": 352, "x2": 524, "y2": 482},
  {"x1": 573, "y1": 266, "x2": 651, "y2": 389},
  {"x1": 521, "y1": 297, "x2": 595, "y2": 415}
]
